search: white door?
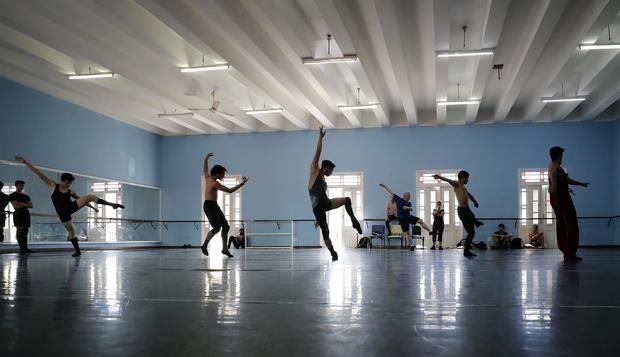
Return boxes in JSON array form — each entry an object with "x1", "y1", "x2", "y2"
[
  {"x1": 324, "y1": 173, "x2": 363, "y2": 249},
  {"x1": 418, "y1": 186, "x2": 462, "y2": 248},
  {"x1": 519, "y1": 185, "x2": 556, "y2": 248}
]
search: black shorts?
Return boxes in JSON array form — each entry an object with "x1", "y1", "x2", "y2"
[
  {"x1": 398, "y1": 216, "x2": 420, "y2": 233},
  {"x1": 312, "y1": 198, "x2": 332, "y2": 230},
  {"x1": 55, "y1": 201, "x2": 80, "y2": 223},
  {"x1": 203, "y1": 200, "x2": 229, "y2": 231}
]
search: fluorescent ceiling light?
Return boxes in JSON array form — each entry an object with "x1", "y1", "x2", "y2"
[
  {"x1": 158, "y1": 112, "x2": 194, "y2": 118},
  {"x1": 302, "y1": 54, "x2": 358, "y2": 64},
  {"x1": 179, "y1": 64, "x2": 231, "y2": 73},
  {"x1": 578, "y1": 43, "x2": 620, "y2": 50},
  {"x1": 541, "y1": 96, "x2": 586, "y2": 103},
  {"x1": 68, "y1": 72, "x2": 115, "y2": 79},
  {"x1": 436, "y1": 100, "x2": 480, "y2": 106},
  {"x1": 436, "y1": 48, "x2": 495, "y2": 58},
  {"x1": 245, "y1": 108, "x2": 284, "y2": 115},
  {"x1": 338, "y1": 103, "x2": 379, "y2": 110}
]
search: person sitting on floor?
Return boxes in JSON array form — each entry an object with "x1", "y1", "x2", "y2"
[
  {"x1": 227, "y1": 228, "x2": 245, "y2": 249},
  {"x1": 491, "y1": 223, "x2": 513, "y2": 249},
  {"x1": 528, "y1": 224, "x2": 544, "y2": 248}
]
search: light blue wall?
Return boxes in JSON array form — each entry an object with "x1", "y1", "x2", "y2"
[
  {"x1": 0, "y1": 78, "x2": 160, "y2": 187},
  {"x1": 159, "y1": 122, "x2": 617, "y2": 247}
]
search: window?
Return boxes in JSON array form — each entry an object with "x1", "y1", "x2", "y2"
[
  {"x1": 2, "y1": 185, "x2": 16, "y2": 242},
  {"x1": 519, "y1": 170, "x2": 554, "y2": 227},
  {"x1": 88, "y1": 181, "x2": 122, "y2": 241},
  {"x1": 417, "y1": 170, "x2": 461, "y2": 227}
]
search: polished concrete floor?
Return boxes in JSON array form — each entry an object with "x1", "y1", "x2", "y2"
[{"x1": 1, "y1": 247, "x2": 620, "y2": 357}]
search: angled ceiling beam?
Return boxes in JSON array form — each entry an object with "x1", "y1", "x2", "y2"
[
  {"x1": 314, "y1": 0, "x2": 390, "y2": 126},
  {"x1": 369, "y1": 0, "x2": 418, "y2": 124},
  {"x1": 465, "y1": 0, "x2": 510, "y2": 124},
  {"x1": 433, "y1": 0, "x2": 451, "y2": 125},
  {"x1": 518, "y1": 0, "x2": 616, "y2": 122},
  {"x1": 489, "y1": 0, "x2": 566, "y2": 123}
]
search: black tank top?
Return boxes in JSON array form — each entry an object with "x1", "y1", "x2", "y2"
[
  {"x1": 51, "y1": 184, "x2": 72, "y2": 211},
  {"x1": 309, "y1": 175, "x2": 328, "y2": 209}
]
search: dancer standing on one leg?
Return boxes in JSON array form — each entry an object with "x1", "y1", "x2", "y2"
[
  {"x1": 434, "y1": 172, "x2": 483, "y2": 257},
  {"x1": 379, "y1": 183, "x2": 433, "y2": 251},
  {"x1": 431, "y1": 201, "x2": 444, "y2": 250},
  {"x1": 8, "y1": 180, "x2": 34, "y2": 253},
  {"x1": 201, "y1": 152, "x2": 249, "y2": 258},
  {"x1": 0, "y1": 181, "x2": 8, "y2": 243},
  {"x1": 16, "y1": 156, "x2": 123, "y2": 257},
  {"x1": 309, "y1": 127, "x2": 362, "y2": 261},
  {"x1": 548, "y1": 147, "x2": 589, "y2": 261}
]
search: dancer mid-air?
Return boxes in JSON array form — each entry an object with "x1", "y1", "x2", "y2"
[
  {"x1": 201, "y1": 152, "x2": 249, "y2": 258},
  {"x1": 308, "y1": 127, "x2": 362, "y2": 261},
  {"x1": 16, "y1": 156, "x2": 124, "y2": 257}
]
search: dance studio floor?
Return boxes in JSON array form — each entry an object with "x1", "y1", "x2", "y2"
[{"x1": 1, "y1": 247, "x2": 619, "y2": 356}]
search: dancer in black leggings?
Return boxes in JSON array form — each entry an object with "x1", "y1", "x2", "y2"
[
  {"x1": 0, "y1": 181, "x2": 8, "y2": 243},
  {"x1": 309, "y1": 127, "x2": 362, "y2": 261},
  {"x1": 431, "y1": 201, "x2": 444, "y2": 250},
  {"x1": 16, "y1": 156, "x2": 124, "y2": 257}
]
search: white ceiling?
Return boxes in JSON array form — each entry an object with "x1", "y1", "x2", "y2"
[{"x1": 1, "y1": 0, "x2": 620, "y2": 135}]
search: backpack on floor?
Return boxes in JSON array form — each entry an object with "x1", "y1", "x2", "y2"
[
  {"x1": 356, "y1": 237, "x2": 370, "y2": 248},
  {"x1": 474, "y1": 241, "x2": 487, "y2": 250},
  {"x1": 510, "y1": 238, "x2": 523, "y2": 249}
]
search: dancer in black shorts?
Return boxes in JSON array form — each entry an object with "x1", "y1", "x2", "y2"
[
  {"x1": 201, "y1": 152, "x2": 249, "y2": 258},
  {"x1": 16, "y1": 156, "x2": 124, "y2": 257},
  {"x1": 434, "y1": 172, "x2": 483, "y2": 257},
  {"x1": 308, "y1": 127, "x2": 362, "y2": 261}
]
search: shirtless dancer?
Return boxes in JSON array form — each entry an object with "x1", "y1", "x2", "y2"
[
  {"x1": 201, "y1": 153, "x2": 249, "y2": 258},
  {"x1": 309, "y1": 127, "x2": 362, "y2": 261},
  {"x1": 16, "y1": 156, "x2": 124, "y2": 257},
  {"x1": 548, "y1": 146, "x2": 589, "y2": 261},
  {"x1": 434, "y1": 171, "x2": 483, "y2": 257}
]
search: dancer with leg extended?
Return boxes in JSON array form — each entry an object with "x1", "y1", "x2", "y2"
[
  {"x1": 434, "y1": 172, "x2": 483, "y2": 257},
  {"x1": 309, "y1": 127, "x2": 362, "y2": 261},
  {"x1": 16, "y1": 156, "x2": 123, "y2": 257},
  {"x1": 379, "y1": 183, "x2": 433, "y2": 251},
  {"x1": 201, "y1": 152, "x2": 249, "y2": 258},
  {"x1": 548, "y1": 146, "x2": 589, "y2": 261}
]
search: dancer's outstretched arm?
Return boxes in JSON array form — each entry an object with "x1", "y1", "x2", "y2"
[
  {"x1": 468, "y1": 192, "x2": 479, "y2": 208},
  {"x1": 567, "y1": 177, "x2": 589, "y2": 187},
  {"x1": 310, "y1": 127, "x2": 325, "y2": 171},
  {"x1": 218, "y1": 176, "x2": 250, "y2": 194},
  {"x1": 15, "y1": 155, "x2": 56, "y2": 192},
  {"x1": 433, "y1": 174, "x2": 457, "y2": 187},
  {"x1": 204, "y1": 152, "x2": 214, "y2": 178},
  {"x1": 378, "y1": 183, "x2": 395, "y2": 197}
]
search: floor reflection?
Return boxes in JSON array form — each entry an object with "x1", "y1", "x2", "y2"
[
  {"x1": 203, "y1": 257, "x2": 240, "y2": 324},
  {"x1": 418, "y1": 262, "x2": 461, "y2": 331}
]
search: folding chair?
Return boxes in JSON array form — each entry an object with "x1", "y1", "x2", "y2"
[
  {"x1": 411, "y1": 225, "x2": 424, "y2": 249},
  {"x1": 370, "y1": 225, "x2": 386, "y2": 248},
  {"x1": 387, "y1": 224, "x2": 404, "y2": 248}
]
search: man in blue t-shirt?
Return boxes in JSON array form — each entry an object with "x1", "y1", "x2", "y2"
[{"x1": 379, "y1": 183, "x2": 433, "y2": 251}]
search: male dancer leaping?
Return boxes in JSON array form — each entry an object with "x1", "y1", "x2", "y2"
[
  {"x1": 434, "y1": 171, "x2": 483, "y2": 257},
  {"x1": 16, "y1": 156, "x2": 124, "y2": 257},
  {"x1": 201, "y1": 152, "x2": 249, "y2": 258},
  {"x1": 309, "y1": 127, "x2": 362, "y2": 261}
]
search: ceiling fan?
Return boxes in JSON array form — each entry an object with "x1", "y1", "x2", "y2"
[{"x1": 188, "y1": 91, "x2": 235, "y2": 117}]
